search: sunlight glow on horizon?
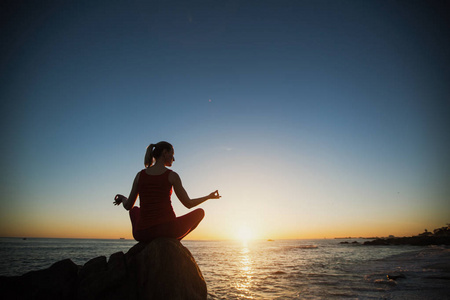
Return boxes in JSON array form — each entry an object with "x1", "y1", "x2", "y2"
[{"x1": 236, "y1": 225, "x2": 254, "y2": 242}]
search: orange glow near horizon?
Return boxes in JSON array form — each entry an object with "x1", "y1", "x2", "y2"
[
  {"x1": 0, "y1": 218, "x2": 444, "y2": 241},
  {"x1": 1, "y1": 195, "x2": 447, "y2": 240}
]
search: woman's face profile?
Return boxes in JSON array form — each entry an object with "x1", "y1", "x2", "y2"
[{"x1": 164, "y1": 148, "x2": 175, "y2": 166}]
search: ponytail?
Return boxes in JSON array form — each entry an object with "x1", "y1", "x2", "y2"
[
  {"x1": 144, "y1": 144, "x2": 156, "y2": 167},
  {"x1": 144, "y1": 141, "x2": 173, "y2": 167}
]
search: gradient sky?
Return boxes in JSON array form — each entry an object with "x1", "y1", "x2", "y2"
[{"x1": 1, "y1": 0, "x2": 449, "y2": 240}]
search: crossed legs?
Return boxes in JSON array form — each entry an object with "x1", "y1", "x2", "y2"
[{"x1": 129, "y1": 206, "x2": 205, "y2": 242}]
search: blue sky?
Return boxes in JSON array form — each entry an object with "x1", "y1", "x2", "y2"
[{"x1": 1, "y1": 0, "x2": 449, "y2": 239}]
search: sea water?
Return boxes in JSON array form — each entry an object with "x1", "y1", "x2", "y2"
[{"x1": 0, "y1": 238, "x2": 449, "y2": 299}]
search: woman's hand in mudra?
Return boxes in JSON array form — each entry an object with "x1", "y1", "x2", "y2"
[
  {"x1": 209, "y1": 190, "x2": 221, "y2": 199},
  {"x1": 114, "y1": 194, "x2": 127, "y2": 206}
]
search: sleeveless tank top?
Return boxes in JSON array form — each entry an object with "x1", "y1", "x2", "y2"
[{"x1": 136, "y1": 169, "x2": 176, "y2": 230}]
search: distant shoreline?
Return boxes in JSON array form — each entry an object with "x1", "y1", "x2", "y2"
[
  {"x1": 334, "y1": 237, "x2": 377, "y2": 240},
  {"x1": 363, "y1": 224, "x2": 450, "y2": 246},
  {"x1": 363, "y1": 235, "x2": 450, "y2": 246}
]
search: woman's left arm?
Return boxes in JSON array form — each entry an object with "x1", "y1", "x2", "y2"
[{"x1": 170, "y1": 171, "x2": 220, "y2": 209}]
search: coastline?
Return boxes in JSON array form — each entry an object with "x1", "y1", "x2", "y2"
[
  {"x1": 363, "y1": 224, "x2": 450, "y2": 246},
  {"x1": 364, "y1": 235, "x2": 450, "y2": 246}
]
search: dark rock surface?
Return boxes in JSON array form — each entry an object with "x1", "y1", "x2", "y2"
[
  {"x1": 0, "y1": 259, "x2": 79, "y2": 300},
  {"x1": 0, "y1": 238, "x2": 207, "y2": 300},
  {"x1": 339, "y1": 241, "x2": 360, "y2": 245},
  {"x1": 386, "y1": 273, "x2": 406, "y2": 280}
]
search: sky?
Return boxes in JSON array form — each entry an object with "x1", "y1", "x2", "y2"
[{"x1": 1, "y1": 0, "x2": 449, "y2": 240}]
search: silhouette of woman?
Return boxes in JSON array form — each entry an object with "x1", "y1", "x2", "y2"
[{"x1": 114, "y1": 141, "x2": 221, "y2": 242}]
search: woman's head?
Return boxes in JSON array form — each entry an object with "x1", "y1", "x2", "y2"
[{"x1": 144, "y1": 141, "x2": 174, "y2": 167}]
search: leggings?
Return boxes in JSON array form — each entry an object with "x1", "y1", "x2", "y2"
[{"x1": 129, "y1": 206, "x2": 205, "y2": 242}]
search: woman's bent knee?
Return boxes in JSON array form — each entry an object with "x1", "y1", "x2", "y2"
[{"x1": 194, "y1": 208, "x2": 205, "y2": 219}]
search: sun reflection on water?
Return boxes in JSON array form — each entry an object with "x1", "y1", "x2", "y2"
[{"x1": 235, "y1": 243, "x2": 254, "y2": 298}]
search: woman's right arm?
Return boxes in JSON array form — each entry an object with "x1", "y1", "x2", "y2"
[{"x1": 114, "y1": 172, "x2": 140, "y2": 211}]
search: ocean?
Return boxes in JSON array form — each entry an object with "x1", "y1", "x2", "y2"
[{"x1": 1, "y1": 238, "x2": 449, "y2": 299}]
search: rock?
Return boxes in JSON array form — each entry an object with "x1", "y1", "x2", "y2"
[
  {"x1": 339, "y1": 241, "x2": 360, "y2": 245},
  {"x1": 0, "y1": 258, "x2": 79, "y2": 300},
  {"x1": 374, "y1": 278, "x2": 398, "y2": 286},
  {"x1": 78, "y1": 256, "x2": 107, "y2": 281},
  {"x1": 387, "y1": 273, "x2": 406, "y2": 280},
  {"x1": 77, "y1": 252, "x2": 130, "y2": 300},
  {"x1": 0, "y1": 238, "x2": 207, "y2": 300},
  {"x1": 126, "y1": 238, "x2": 207, "y2": 300},
  {"x1": 363, "y1": 238, "x2": 390, "y2": 245}
]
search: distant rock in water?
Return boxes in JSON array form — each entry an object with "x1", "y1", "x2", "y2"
[
  {"x1": 387, "y1": 273, "x2": 406, "y2": 280},
  {"x1": 339, "y1": 241, "x2": 360, "y2": 245},
  {"x1": 0, "y1": 238, "x2": 207, "y2": 300}
]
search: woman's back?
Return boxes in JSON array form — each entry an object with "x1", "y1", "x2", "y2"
[
  {"x1": 114, "y1": 141, "x2": 220, "y2": 241},
  {"x1": 137, "y1": 169, "x2": 176, "y2": 229}
]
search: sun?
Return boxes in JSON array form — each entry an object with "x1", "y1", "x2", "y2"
[{"x1": 236, "y1": 226, "x2": 253, "y2": 242}]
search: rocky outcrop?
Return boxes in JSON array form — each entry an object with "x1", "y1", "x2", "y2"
[
  {"x1": 0, "y1": 238, "x2": 207, "y2": 300},
  {"x1": 363, "y1": 235, "x2": 450, "y2": 246},
  {"x1": 0, "y1": 259, "x2": 79, "y2": 300},
  {"x1": 339, "y1": 241, "x2": 360, "y2": 245}
]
